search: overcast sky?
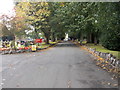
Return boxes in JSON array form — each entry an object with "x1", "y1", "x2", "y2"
[{"x1": 0, "y1": 0, "x2": 15, "y2": 17}]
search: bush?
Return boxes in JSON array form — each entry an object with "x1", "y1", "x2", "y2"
[{"x1": 100, "y1": 32, "x2": 120, "y2": 51}]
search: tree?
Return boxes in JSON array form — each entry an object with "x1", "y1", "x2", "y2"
[
  {"x1": 98, "y1": 3, "x2": 120, "y2": 50},
  {"x1": 15, "y1": 2, "x2": 51, "y2": 44},
  {"x1": 14, "y1": 2, "x2": 120, "y2": 50}
]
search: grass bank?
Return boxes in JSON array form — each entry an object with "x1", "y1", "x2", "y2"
[
  {"x1": 86, "y1": 43, "x2": 120, "y2": 59},
  {"x1": 37, "y1": 41, "x2": 57, "y2": 49}
]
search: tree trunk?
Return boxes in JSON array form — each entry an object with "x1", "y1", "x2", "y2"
[
  {"x1": 46, "y1": 37, "x2": 49, "y2": 44},
  {"x1": 80, "y1": 34, "x2": 83, "y2": 41},
  {"x1": 87, "y1": 34, "x2": 90, "y2": 43},
  {"x1": 55, "y1": 37, "x2": 57, "y2": 41},
  {"x1": 89, "y1": 33, "x2": 92, "y2": 43},
  {"x1": 45, "y1": 34, "x2": 49, "y2": 44},
  {"x1": 51, "y1": 32, "x2": 55, "y2": 42},
  {"x1": 94, "y1": 36, "x2": 98, "y2": 45},
  {"x1": 53, "y1": 34, "x2": 55, "y2": 42},
  {"x1": 34, "y1": 29, "x2": 39, "y2": 39},
  {"x1": 11, "y1": 35, "x2": 16, "y2": 49},
  {"x1": 91, "y1": 33, "x2": 94, "y2": 43}
]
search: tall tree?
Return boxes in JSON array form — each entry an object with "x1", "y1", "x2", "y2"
[{"x1": 15, "y1": 2, "x2": 51, "y2": 44}]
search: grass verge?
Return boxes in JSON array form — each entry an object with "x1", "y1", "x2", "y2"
[
  {"x1": 37, "y1": 41, "x2": 57, "y2": 49},
  {"x1": 37, "y1": 44, "x2": 50, "y2": 49},
  {"x1": 49, "y1": 41, "x2": 57, "y2": 44},
  {"x1": 86, "y1": 43, "x2": 120, "y2": 59}
]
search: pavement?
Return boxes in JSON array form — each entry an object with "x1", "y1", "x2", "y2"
[{"x1": 1, "y1": 42, "x2": 118, "y2": 88}]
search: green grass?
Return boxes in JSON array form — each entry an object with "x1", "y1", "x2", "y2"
[
  {"x1": 49, "y1": 41, "x2": 57, "y2": 44},
  {"x1": 36, "y1": 41, "x2": 57, "y2": 49},
  {"x1": 41, "y1": 42, "x2": 46, "y2": 45},
  {"x1": 87, "y1": 43, "x2": 120, "y2": 59},
  {"x1": 37, "y1": 44, "x2": 50, "y2": 49},
  {"x1": 39, "y1": 41, "x2": 57, "y2": 48}
]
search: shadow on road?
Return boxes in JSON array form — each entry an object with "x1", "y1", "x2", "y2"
[{"x1": 55, "y1": 42, "x2": 77, "y2": 47}]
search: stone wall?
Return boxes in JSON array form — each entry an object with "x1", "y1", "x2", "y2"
[{"x1": 84, "y1": 46, "x2": 120, "y2": 78}]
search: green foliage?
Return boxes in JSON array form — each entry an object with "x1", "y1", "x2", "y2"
[
  {"x1": 87, "y1": 43, "x2": 120, "y2": 59},
  {"x1": 0, "y1": 24, "x2": 12, "y2": 36},
  {"x1": 6, "y1": 2, "x2": 119, "y2": 50},
  {"x1": 49, "y1": 2, "x2": 120, "y2": 50},
  {"x1": 100, "y1": 30, "x2": 120, "y2": 51},
  {"x1": 98, "y1": 3, "x2": 120, "y2": 50},
  {"x1": 15, "y1": 2, "x2": 51, "y2": 43}
]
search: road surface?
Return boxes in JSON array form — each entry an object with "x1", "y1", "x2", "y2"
[{"x1": 1, "y1": 42, "x2": 118, "y2": 88}]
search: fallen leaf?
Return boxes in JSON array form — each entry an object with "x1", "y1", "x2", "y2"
[
  {"x1": 103, "y1": 67, "x2": 107, "y2": 70},
  {"x1": 107, "y1": 83, "x2": 111, "y2": 85},
  {"x1": 105, "y1": 61, "x2": 108, "y2": 63},
  {"x1": 101, "y1": 81, "x2": 106, "y2": 85},
  {"x1": 111, "y1": 78, "x2": 114, "y2": 80}
]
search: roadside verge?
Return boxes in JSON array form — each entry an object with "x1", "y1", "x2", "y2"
[{"x1": 73, "y1": 41, "x2": 120, "y2": 80}]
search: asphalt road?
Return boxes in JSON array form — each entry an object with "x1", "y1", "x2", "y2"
[{"x1": 1, "y1": 42, "x2": 118, "y2": 88}]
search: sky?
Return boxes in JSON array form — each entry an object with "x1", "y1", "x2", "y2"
[
  {"x1": 0, "y1": 0, "x2": 15, "y2": 17},
  {"x1": 0, "y1": 0, "x2": 118, "y2": 17}
]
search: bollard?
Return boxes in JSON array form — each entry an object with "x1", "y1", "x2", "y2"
[{"x1": 31, "y1": 45, "x2": 37, "y2": 52}]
